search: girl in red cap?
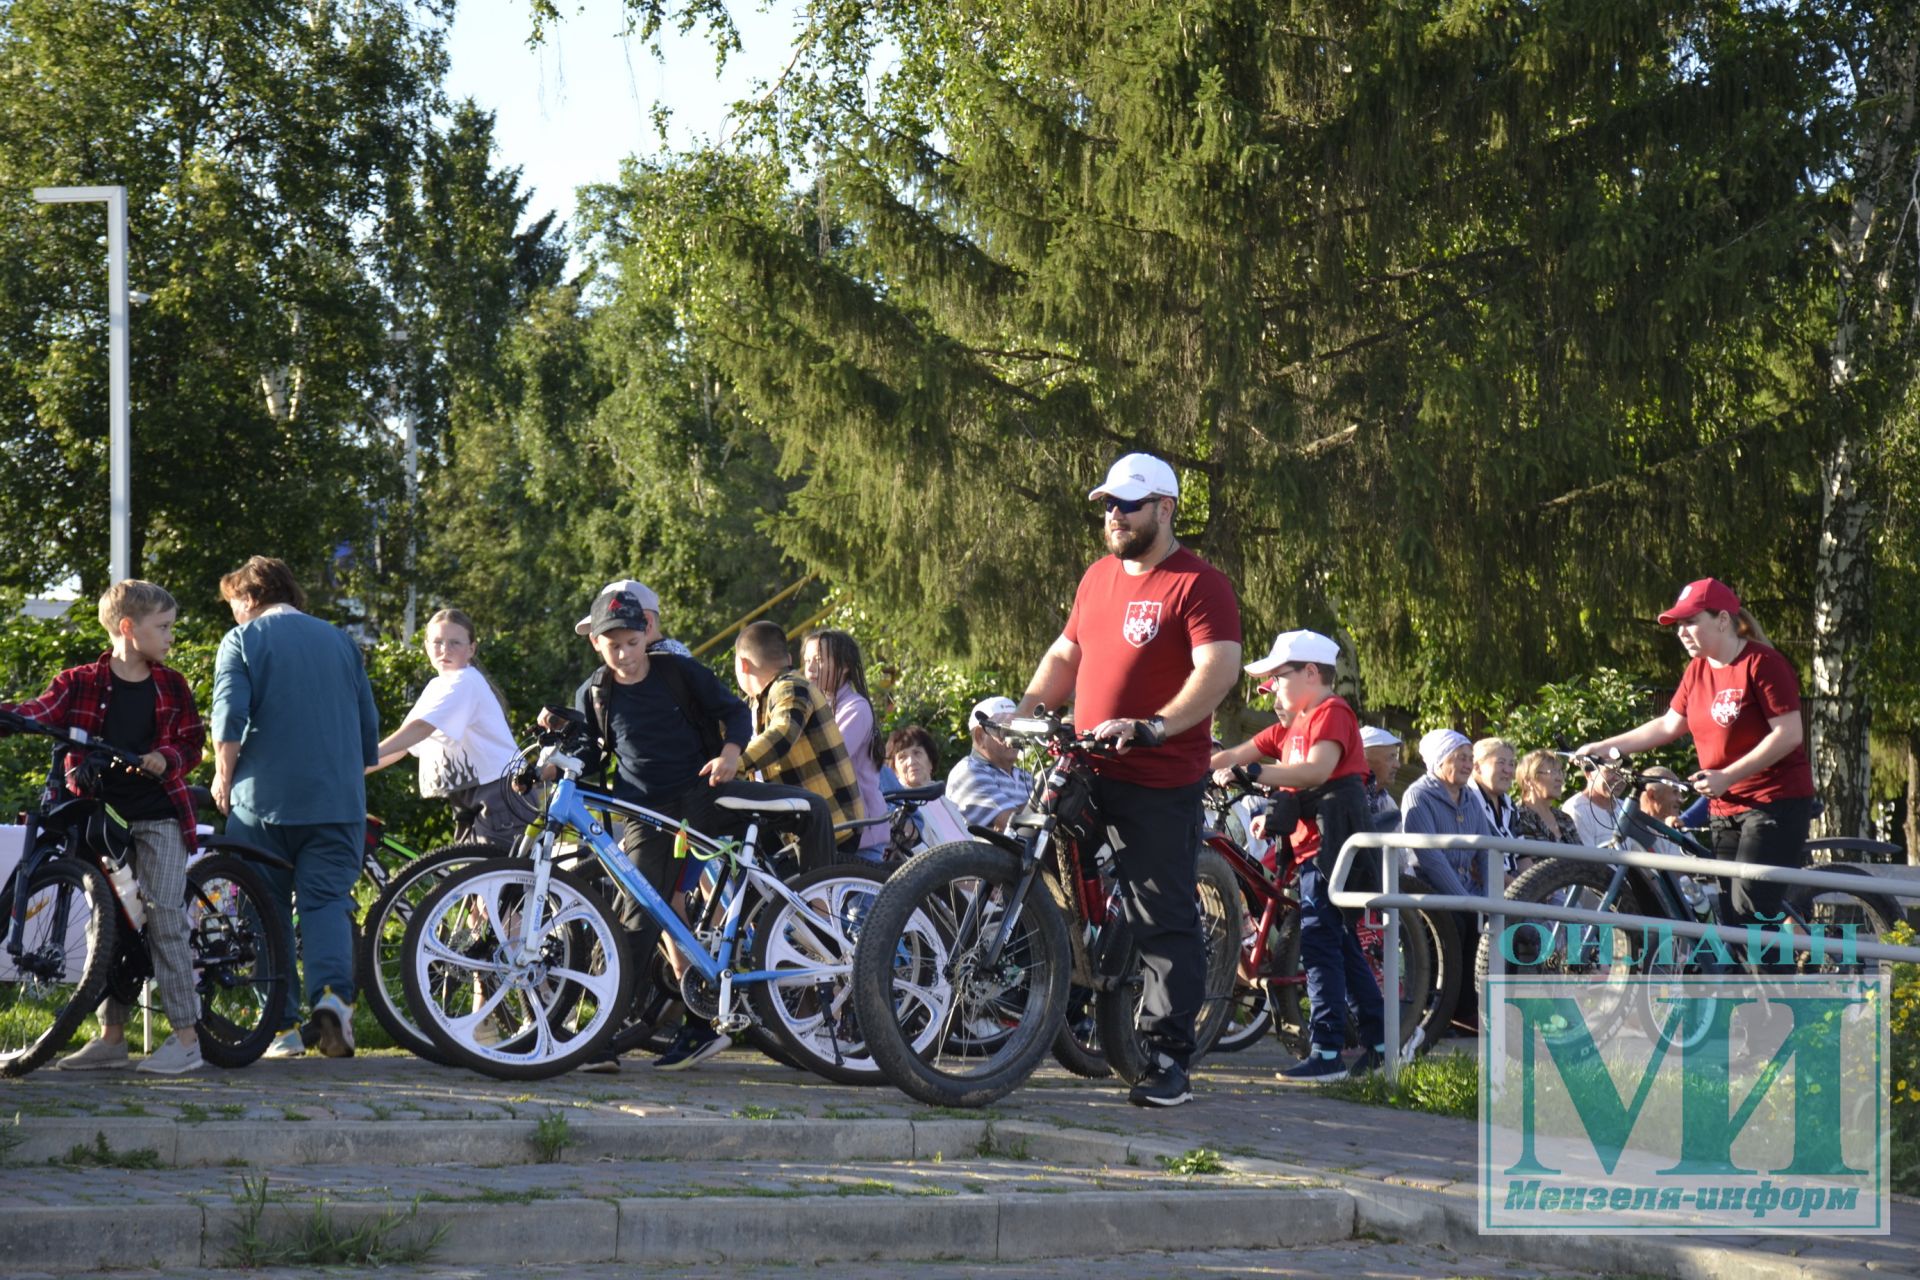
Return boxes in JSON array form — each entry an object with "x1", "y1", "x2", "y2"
[{"x1": 1577, "y1": 579, "x2": 1815, "y2": 935}]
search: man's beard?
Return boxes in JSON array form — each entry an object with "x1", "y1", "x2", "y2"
[{"x1": 1106, "y1": 511, "x2": 1162, "y2": 559}]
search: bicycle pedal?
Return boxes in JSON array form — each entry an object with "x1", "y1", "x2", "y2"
[{"x1": 713, "y1": 1013, "x2": 749, "y2": 1035}]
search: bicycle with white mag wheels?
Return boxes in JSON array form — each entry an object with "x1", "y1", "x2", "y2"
[{"x1": 396, "y1": 710, "x2": 919, "y2": 1082}]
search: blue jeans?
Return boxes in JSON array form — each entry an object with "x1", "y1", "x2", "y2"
[
  {"x1": 1297, "y1": 861, "x2": 1385, "y2": 1053},
  {"x1": 226, "y1": 812, "x2": 364, "y2": 1027}
]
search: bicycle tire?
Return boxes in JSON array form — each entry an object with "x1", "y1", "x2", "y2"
[
  {"x1": 1094, "y1": 846, "x2": 1245, "y2": 1084},
  {"x1": 1472, "y1": 856, "x2": 1647, "y2": 1056},
  {"x1": 1272, "y1": 874, "x2": 1446, "y2": 1058},
  {"x1": 401, "y1": 858, "x2": 633, "y2": 1080},
  {"x1": 354, "y1": 842, "x2": 502, "y2": 1063},
  {"x1": 1049, "y1": 985, "x2": 1111, "y2": 1078},
  {"x1": 187, "y1": 854, "x2": 290, "y2": 1067},
  {"x1": 746, "y1": 863, "x2": 892, "y2": 1085},
  {"x1": 604, "y1": 948, "x2": 685, "y2": 1057},
  {"x1": 1209, "y1": 979, "x2": 1275, "y2": 1053},
  {"x1": 0, "y1": 858, "x2": 118, "y2": 1077},
  {"x1": 1781, "y1": 862, "x2": 1903, "y2": 976},
  {"x1": 850, "y1": 840, "x2": 1070, "y2": 1108}
]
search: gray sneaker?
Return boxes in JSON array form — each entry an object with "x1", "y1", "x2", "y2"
[
  {"x1": 57, "y1": 1038, "x2": 130, "y2": 1071},
  {"x1": 262, "y1": 1027, "x2": 306, "y2": 1059},
  {"x1": 135, "y1": 1034, "x2": 204, "y2": 1075}
]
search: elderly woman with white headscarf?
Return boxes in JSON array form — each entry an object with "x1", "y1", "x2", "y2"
[{"x1": 1399, "y1": 728, "x2": 1497, "y2": 897}]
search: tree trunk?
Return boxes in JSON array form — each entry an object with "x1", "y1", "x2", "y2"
[
  {"x1": 1907, "y1": 731, "x2": 1920, "y2": 865},
  {"x1": 1810, "y1": 12, "x2": 1920, "y2": 839},
  {"x1": 1810, "y1": 431, "x2": 1874, "y2": 838}
]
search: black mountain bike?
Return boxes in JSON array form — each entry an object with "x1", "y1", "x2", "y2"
[
  {"x1": 852, "y1": 708, "x2": 1243, "y2": 1107},
  {"x1": 0, "y1": 710, "x2": 289, "y2": 1074},
  {"x1": 1475, "y1": 753, "x2": 1903, "y2": 1049}
]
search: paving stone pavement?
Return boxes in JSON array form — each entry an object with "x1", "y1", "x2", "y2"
[{"x1": 0, "y1": 1036, "x2": 1910, "y2": 1278}]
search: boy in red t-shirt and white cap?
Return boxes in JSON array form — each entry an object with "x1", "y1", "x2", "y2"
[{"x1": 1211, "y1": 629, "x2": 1385, "y2": 1082}]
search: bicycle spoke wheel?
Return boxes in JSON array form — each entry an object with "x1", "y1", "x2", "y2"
[
  {"x1": 747, "y1": 865, "x2": 894, "y2": 1085},
  {"x1": 1783, "y1": 863, "x2": 1903, "y2": 978},
  {"x1": 187, "y1": 854, "x2": 290, "y2": 1067},
  {"x1": 353, "y1": 843, "x2": 501, "y2": 1063},
  {"x1": 1050, "y1": 983, "x2": 1110, "y2": 1077},
  {"x1": 852, "y1": 840, "x2": 1069, "y2": 1108},
  {"x1": 1095, "y1": 846, "x2": 1246, "y2": 1084},
  {"x1": 1209, "y1": 979, "x2": 1275, "y2": 1053},
  {"x1": 0, "y1": 858, "x2": 117, "y2": 1076},
  {"x1": 1475, "y1": 858, "x2": 1646, "y2": 1060},
  {"x1": 401, "y1": 859, "x2": 631, "y2": 1080}
]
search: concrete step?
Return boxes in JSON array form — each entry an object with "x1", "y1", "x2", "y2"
[{"x1": 0, "y1": 1152, "x2": 1352, "y2": 1271}]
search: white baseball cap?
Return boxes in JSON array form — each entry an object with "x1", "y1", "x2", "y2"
[
  {"x1": 1244, "y1": 629, "x2": 1341, "y2": 676},
  {"x1": 969, "y1": 695, "x2": 1017, "y2": 728},
  {"x1": 575, "y1": 579, "x2": 660, "y2": 636},
  {"x1": 1360, "y1": 726, "x2": 1401, "y2": 750},
  {"x1": 1088, "y1": 453, "x2": 1179, "y2": 502}
]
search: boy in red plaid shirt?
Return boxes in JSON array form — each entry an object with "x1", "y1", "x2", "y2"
[{"x1": 0, "y1": 581, "x2": 206, "y2": 1073}]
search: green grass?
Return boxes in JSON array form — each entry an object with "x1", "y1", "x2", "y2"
[
  {"x1": 1322, "y1": 1052, "x2": 1478, "y2": 1120},
  {"x1": 222, "y1": 1176, "x2": 445, "y2": 1267},
  {"x1": 532, "y1": 1110, "x2": 572, "y2": 1163},
  {"x1": 54, "y1": 1132, "x2": 163, "y2": 1170},
  {"x1": 1158, "y1": 1147, "x2": 1227, "y2": 1175},
  {"x1": 177, "y1": 1102, "x2": 211, "y2": 1124},
  {"x1": 732, "y1": 1104, "x2": 793, "y2": 1120},
  {"x1": 419, "y1": 1187, "x2": 565, "y2": 1205}
]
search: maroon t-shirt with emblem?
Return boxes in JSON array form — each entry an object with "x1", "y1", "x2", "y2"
[
  {"x1": 1668, "y1": 642, "x2": 1815, "y2": 815},
  {"x1": 1062, "y1": 547, "x2": 1241, "y2": 787}
]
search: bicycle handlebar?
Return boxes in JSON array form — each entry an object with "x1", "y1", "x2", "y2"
[
  {"x1": 0, "y1": 708, "x2": 147, "y2": 771},
  {"x1": 978, "y1": 706, "x2": 1117, "y2": 756},
  {"x1": 1556, "y1": 749, "x2": 1692, "y2": 799}
]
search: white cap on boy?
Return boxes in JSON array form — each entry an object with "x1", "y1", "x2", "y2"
[{"x1": 1244, "y1": 629, "x2": 1341, "y2": 676}]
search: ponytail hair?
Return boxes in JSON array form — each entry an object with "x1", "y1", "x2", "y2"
[
  {"x1": 1733, "y1": 608, "x2": 1772, "y2": 647},
  {"x1": 428, "y1": 608, "x2": 510, "y2": 722}
]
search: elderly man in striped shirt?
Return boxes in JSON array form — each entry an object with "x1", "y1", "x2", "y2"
[{"x1": 945, "y1": 695, "x2": 1035, "y2": 831}]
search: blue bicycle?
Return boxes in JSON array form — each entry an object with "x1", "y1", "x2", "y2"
[{"x1": 397, "y1": 714, "x2": 914, "y2": 1081}]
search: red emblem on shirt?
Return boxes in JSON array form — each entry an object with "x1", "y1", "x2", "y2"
[
  {"x1": 1122, "y1": 600, "x2": 1163, "y2": 648},
  {"x1": 1711, "y1": 688, "x2": 1743, "y2": 728}
]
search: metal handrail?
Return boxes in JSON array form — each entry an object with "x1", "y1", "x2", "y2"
[{"x1": 1322, "y1": 831, "x2": 1920, "y2": 1082}]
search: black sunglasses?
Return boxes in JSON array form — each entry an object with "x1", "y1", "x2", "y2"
[{"x1": 1102, "y1": 494, "x2": 1160, "y2": 514}]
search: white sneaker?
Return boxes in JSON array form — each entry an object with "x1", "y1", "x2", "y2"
[
  {"x1": 311, "y1": 989, "x2": 356, "y2": 1058},
  {"x1": 57, "y1": 1038, "x2": 131, "y2": 1070},
  {"x1": 136, "y1": 1034, "x2": 204, "y2": 1075},
  {"x1": 262, "y1": 1027, "x2": 306, "y2": 1059}
]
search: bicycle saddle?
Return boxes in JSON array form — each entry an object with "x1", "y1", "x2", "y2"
[
  {"x1": 712, "y1": 794, "x2": 815, "y2": 815},
  {"x1": 881, "y1": 783, "x2": 946, "y2": 803}
]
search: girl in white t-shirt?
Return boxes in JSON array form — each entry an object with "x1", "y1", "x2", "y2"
[{"x1": 369, "y1": 609, "x2": 522, "y2": 848}]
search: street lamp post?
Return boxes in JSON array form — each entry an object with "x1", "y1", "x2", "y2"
[{"x1": 33, "y1": 185, "x2": 131, "y2": 585}]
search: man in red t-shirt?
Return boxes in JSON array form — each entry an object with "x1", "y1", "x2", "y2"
[
  {"x1": 1212, "y1": 629, "x2": 1384, "y2": 1082},
  {"x1": 1016, "y1": 452, "x2": 1242, "y2": 1108}
]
